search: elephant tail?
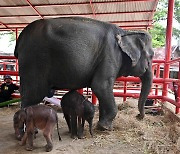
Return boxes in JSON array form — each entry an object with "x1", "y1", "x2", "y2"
[{"x1": 56, "y1": 113, "x2": 62, "y2": 141}]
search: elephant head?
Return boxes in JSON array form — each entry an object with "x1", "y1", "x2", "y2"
[
  {"x1": 13, "y1": 109, "x2": 26, "y2": 140},
  {"x1": 116, "y1": 30, "x2": 154, "y2": 119}
]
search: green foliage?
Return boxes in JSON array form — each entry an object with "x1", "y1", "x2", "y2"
[
  {"x1": 149, "y1": 24, "x2": 166, "y2": 48},
  {"x1": 0, "y1": 31, "x2": 16, "y2": 42},
  {"x1": 174, "y1": 0, "x2": 180, "y2": 23},
  {"x1": 150, "y1": 0, "x2": 180, "y2": 48}
]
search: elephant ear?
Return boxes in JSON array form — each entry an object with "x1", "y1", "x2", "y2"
[{"x1": 116, "y1": 34, "x2": 141, "y2": 67}]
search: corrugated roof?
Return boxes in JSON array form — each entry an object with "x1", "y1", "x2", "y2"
[{"x1": 0, "y1": 0, "x2": 158, "y2": 31}]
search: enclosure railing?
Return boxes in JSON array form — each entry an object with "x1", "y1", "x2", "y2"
[{"x1": 0, "y1": 55, "x2": 179, "y2": 114}]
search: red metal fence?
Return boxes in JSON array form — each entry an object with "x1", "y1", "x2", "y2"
[{"x1": 0, "y1": 56, "x2": 179, "y2": 113}]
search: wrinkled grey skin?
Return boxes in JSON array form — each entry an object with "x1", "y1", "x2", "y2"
[
  {"x1": 13, "y1": 105, "x2": 61, "y2": 152},
  {"x1": 13, "y1": 110, "x2": 26, "y2": 140},
  {"x1": 61, "y1": 90, "x2": 95, "y2": 139},
  {"x1": 14, "y1": 17, "x2": 154, "y2": 130}
]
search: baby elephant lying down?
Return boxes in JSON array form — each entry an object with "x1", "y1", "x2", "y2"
[
  {"x1": 61, "y1": 90, "x2": 95, "y2": 139},
  {"x1": 13, "y1": 104, "x2": 61, "y2": 152}
]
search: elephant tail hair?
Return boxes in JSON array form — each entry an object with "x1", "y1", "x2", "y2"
[{"x1": 56, "y1": 113, "x2": 62, "y2": 141}]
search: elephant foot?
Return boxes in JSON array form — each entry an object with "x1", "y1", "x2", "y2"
[
  {"x1": 136, "y1": 114, "x2": 144, "y2": 120},
  {"x1": 16, "y1": 135, "x2": 22, "y2": 141},
  {"x1": 78, "y1": 134, "x2": 85, "y2": 139},
  {"x1": 71, "y1": 135, "x2": 78, "y2": 139},
  {"x1": 96, "y1": 120, "x2": 113, "y2": 131},
  {"x1": 45, "y1": 144, "x2": 53, "y2": 152},
  {"x1": 26, "y1": 146, "x2": 33, "y2": 151}
]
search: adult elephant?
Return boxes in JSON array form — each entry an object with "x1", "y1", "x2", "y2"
[{"x1": 14, "y1": 17, "x2": 154, "y2": 130}]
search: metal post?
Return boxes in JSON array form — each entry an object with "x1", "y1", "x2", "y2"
[
  {"x1": 175, "y1": 62, "x2": 180, "y2": 113},
  {"x1": 162, "y1": 0, "x2": 175, "y2": 98},
  {"x1": 15, "y1": 28, "x2": 18, "y2": 83},
  {"x1": 123, "y1": 81, "x2": 127, "y2": 102},
  {"x1": 92, "y1": 92, "x2": 97, "y2": 105},
  {"x1": 78, "y1": 89, "x2": 83, "y2": 95},
  {"x1": 155, "y1": 64, "x2": 160, "y2": 103}
]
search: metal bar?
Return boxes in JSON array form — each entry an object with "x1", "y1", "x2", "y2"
[
  {"x1": 117, "y1": 76, "x2": 178, "y2": 83},
  {"x1": 162, "y1": 0, "x2": 175, "y2": 98},
  {"x1": 175, "y1": 62, "x2": 180, "y2": 113},
  {"x1": 78, "y1": 89, "x2": 83, "y2": 95},
  {"x1": 155, "y1": 64, "x2": 161, "y2": 104},
  {"x1": 167, "y1": 57, "x2": 180, "y2": 64},
  {"x1": 0, "y1": 10, "x2": 154, "y2": 18},
  {"x1": 26, "y1": 0, "x2": 43, "y2": 19},
  {"x1": 0, "y1": 0, "x2": 156, "y2": 8},
  {"x1": 92, "y1": 92, "x2": 97, "y2": 105},
  {"x1": 0, "y1": 21, "x2": 14, "y2": 32},
  {"x1": 152, "y1": 59, "x2": 165, "y2": 63},
  {"x1": 0, "y1": 71, "x2": 19, "y2": 76},
  {"x1": 0, "y1": 56, "x2": 16, "y2": 59},
  {"x1": 1, "y1": 20, "x2": 153, "y2": 24},
  {"x1": 15, "y1": 28, "x2": 19, "y2": 83},
  {"x1": 90, "y1": 0, "x2": 96, "y2": 18},
  {"x1": 123, "y1": 81, "x2": 127, "y2": 101},
  {"x1": 0, "y1": 25, "x2": 152, "y2": 30},
  {"x1": 163, "y1": 96, "x2": 180, "y2": 108}
]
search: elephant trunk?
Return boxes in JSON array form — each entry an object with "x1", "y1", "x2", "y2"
[{"x1": 137, "y1": 68, "x2": 153, "y2": 119}]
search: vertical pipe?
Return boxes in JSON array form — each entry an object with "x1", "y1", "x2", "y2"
[
  {"x1": 123, "y1": 81, "x2": 127, "y2": 102},
  {"x1": 3, "y1": 63, "x2": 6, "y2": 70},
  {"x1": 162, "y1": 0, "x2": 174, "y2": 98},
  {"x1": 78, "y1": 89, "x2": 83, "y2": 95},
  {"x1": 92, "y1": 92, "x2": 97, "y2": 105},
  {"x1": 155, "y1": 64, "x2": 160, "y2": 103},
  {"x1": 175, "y1": 62, "x2": 180, "y2": 113},
  {"x1": 15, "y1": 28, "x2": 18, "y2": 83}
]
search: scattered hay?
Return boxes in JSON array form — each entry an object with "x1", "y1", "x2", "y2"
[{"x1": 114, "y1": 101, "x2": 180, "y2": 154}]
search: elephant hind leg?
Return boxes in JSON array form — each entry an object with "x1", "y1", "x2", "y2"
[
  {"x1": 91, "y1": 77, "x2": 118, "y2": 131},
  {"x1": 64, "y1": 113, "x2": 71, "y2": 133},
  {"x1": 20, "y1": 76, "x2": 49, "y2": 108},
  {"x1": 43, "y1": 126, "x2": 54, "y2": 152}
]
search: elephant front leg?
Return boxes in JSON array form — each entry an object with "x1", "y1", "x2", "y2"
[
  {"x1": 91, "y1": 77, "x2": 118, "y2": 131},
  {"x1": 20, "y1": 131, "x2": 27, "y2": 146},
  {"x1": 87, "y1": 118, "x2": 93, "y2": 137},
  {"x1": 25, "y1": 131, "x2": 34, "y2": 151},
  {"x1": 70, "y1": 114, "x2": 77, "y2": 139},
  {"x1": 77, "y1": 117, "x2": 84, "y2": 139},
  {"x1": 64, "y1": 114, "x2": 71, "y2": 133}
]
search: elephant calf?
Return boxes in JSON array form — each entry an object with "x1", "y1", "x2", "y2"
[
  {"x1": 61, "y1": 90, "x2": 95, "y2": 139},
  {"x1": 13, "y1": 104, "x2": 61, "y2": 152}
]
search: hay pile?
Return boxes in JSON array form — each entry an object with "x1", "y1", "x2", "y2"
[{"x1": 111, "y1": 101, "x2": 180, "y2": 154}]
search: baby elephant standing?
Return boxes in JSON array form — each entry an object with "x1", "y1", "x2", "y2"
[
  {"x1": 13, "y1": 104, "x2": 61, "y2": 152},
  {"x1": 61, "y1": 90, "x2": 95, "y2": 139}
]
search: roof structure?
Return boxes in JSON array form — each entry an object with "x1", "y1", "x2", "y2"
[{"x1": 0, "y1": 0, "x2": 158, "y2": 32}]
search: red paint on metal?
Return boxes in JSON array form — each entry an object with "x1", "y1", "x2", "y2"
[
  {"x1": 78, "y1": 89, "x2": 83, "y2": 95},
  {"x1": 92, "y1": 92, "x2": 97, "y2": 105},
  {"x1": 0, "y1": 0, "x2": 156, "y2": 8},
  {"x1": 155, "y1": 64, "x2": 160, "y2": 104},
  {"x1": 0, "y1": 21, "x2": 14, "y2": 32},
  {"x1": 0, "y1": 56, "x2": 16, "y2": 59},
  {"x1": 162, "y1": 0, "x2": 175, "y2": 98},
  {"x1": 123, "y1": 81, "x2": 127, "y2": 102},
  {"x1": 175, "y1": 62, "x2": 180, "y2": 113},
  {"x1": 26, "y1": 0, "x2": 43, "y2": 19},
  {"x1": 90, "y1": 0, "x2": 96, "y2": 17}
]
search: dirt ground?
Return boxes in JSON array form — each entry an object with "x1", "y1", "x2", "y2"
[{"x1": 0, "y1": 98, "x2": 180, "y2": 154}]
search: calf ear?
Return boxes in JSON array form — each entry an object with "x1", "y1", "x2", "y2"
[{"x1": 116, "y1": 34, "x2": 141, "y2": 67}]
